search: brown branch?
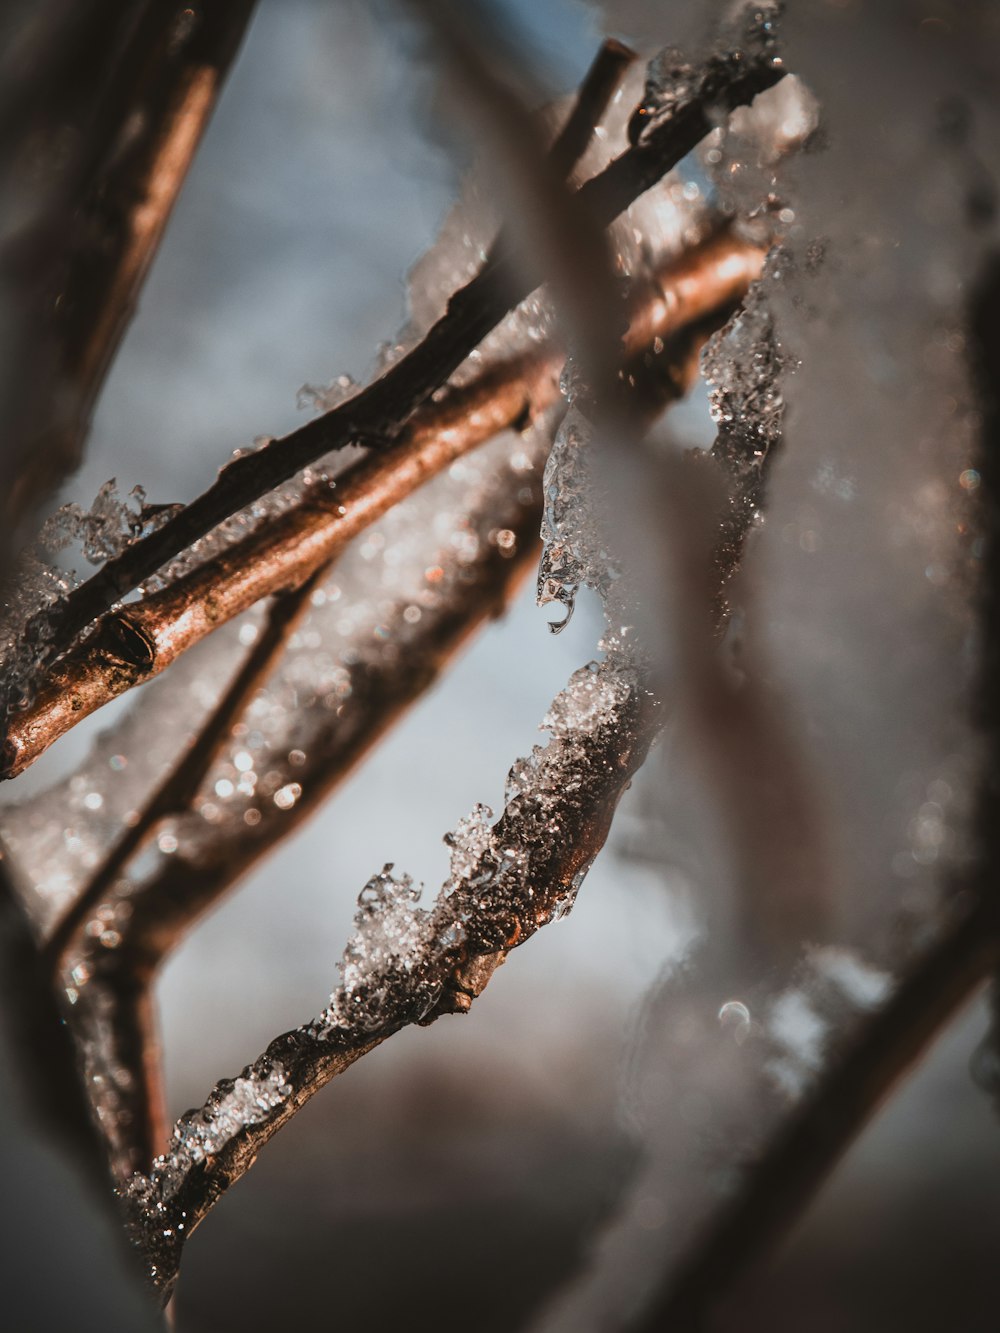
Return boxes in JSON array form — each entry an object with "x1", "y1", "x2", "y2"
[
  {"x1": 0, "y1": 1, "x2": 256, "y2": 540},
  {"x1": 4, "y1": 234, "x2": 765, "y2": 776},
  {"x1": 44, "y1": 570, "x2": 325, "y2": 971},
  {"x1": 46, "y1": 35, "x2": 639, "y2": 1185},
  {"x1": 17, "y1": 45, "x2": 784, "y2": 696},
  {"x1": 540, "y1": 39, "x2": 636, "y2": 184},
  {"x1": 66, "y1": 306, "x2": 717, "y2": 1183},
  {"x1": 73, "y1": 498, "x2": 546, "y2": 1183},
  {"x1": 121, "y1": 656, "x2": 659, "y2": 1303}
]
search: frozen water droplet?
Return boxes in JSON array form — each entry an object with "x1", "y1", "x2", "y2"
[{"x1": 718, "y1": 1000, "x2": 752, "y2": 1043}]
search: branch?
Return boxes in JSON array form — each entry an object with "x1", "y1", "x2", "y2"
[
  {"x1": 626, "y1": 898, "x2": 999, "y2": 1332},
  {"x1": 44, "y1": 569, "x2": 325, "y2": 970},
  {"x1": 60, "y1": 293, "x2": 722, "y2": 1187},
  {"x1": 0, "y1": 1, "x2": 256, "y2": 538},
  {"x1": 16, "y1": 42, "x2": 784, "y2": 700},
  {"x1": 121, "y1": 656, "x2": 659, "y2": 1302},
  {"x1": 27, "y1": 34, "x2": 636, "y2": 1181},
  {"x1": 5, "y1": 233, "x2": 765, "y2": 774}
]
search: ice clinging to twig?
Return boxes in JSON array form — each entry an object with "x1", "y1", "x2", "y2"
[{"x1": 122, "y1": 657, "x2": 654, "y2": 1300}]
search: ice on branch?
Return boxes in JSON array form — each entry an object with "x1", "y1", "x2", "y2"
[
  {"x1": 314, "y1": 659, "x2": 644, "y2": 1036},
  {"x1": 121, "y1": 657, "x2": 650, "y2": 1295},
  {"x1": 537, "y1": 406, "x2": 616, "y2": 632},
  {"x1": 0, "y1": 481, "x2": 181, "y2": 716},
  {"x1": 702, "y1": 246, "x2": 788, "y2": 544},
  {"x1": 627, "y1": 2, "x2": 783, "y2": 148}
]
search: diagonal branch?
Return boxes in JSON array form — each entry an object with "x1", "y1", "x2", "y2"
[
  {"x1": 121, "y1": 656, "x2": 659, "y2": 1303},
  {"x1": 15, "y1": 42, "x2": 784, "y2": 698},
  {"x1": 4, "y1": 233, "x2": 765, "y2": 775},
  {"x1": 44, "y1": 569, "x2": 326, "y2": 971}
]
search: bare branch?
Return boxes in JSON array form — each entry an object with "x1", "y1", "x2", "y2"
[
  {"x1": 541, "y1": 39, "x2": 636, "y2": 185},
  {"x1": 44, "y1": 570, "x2": 325, "y2": 970}
]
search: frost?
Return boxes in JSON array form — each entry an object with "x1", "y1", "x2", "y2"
[
  {"x1": 49, "y1": 480, "x2": 149, "y2": 564},
  {"x1": 0, "y1": 481, "x2": 183, "y2": 718},
  {"x1": 627, "y1": 3, "x2": 783, "y2": 148},
  {"x1": 312, "y1": 658, "x2": 641, "y2": 1038},
  {"x1": 702, "y1": 248, "x2": 786, "y2": 484},
  {"x1": 444, "y1": 803, "x2": 494, "y2": 883},
  {"x1": 326, "y1": 865, "x2": 443, "y2": 1031},
  {"x1": 296, "y1": 373, "x2": 359, "y2": 414},
  {"x1": 543, "y1": 661, "x2": 633, "y2": 737},
  {"x1": 131, "y1": 1062, "x2": 291, "y2": 1206},
  {"x1": 537, "y1": 407, "x2": 615, "y2": 632}
]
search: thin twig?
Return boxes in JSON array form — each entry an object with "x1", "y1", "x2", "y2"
[
  {"x1": 541, "y1": 39, "x2": 636, "y2": 183},
  {"x1": 44, "y1": 570, "x2": 326, "y2": 970},
  {"x1": 16, "y1": 47, "x2": 784, "y2": 694},
  {"x1": 122, "y1": 658, "x2": 659, "y2": 1303},
  {"x1": 4, "y1": 234, "x2": 765, "y2": 775}
]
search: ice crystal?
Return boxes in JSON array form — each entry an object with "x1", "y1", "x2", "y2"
[
  {"x1": 327, "y1": 865, "x2": 442, "y2": 1031},
  {"x1": 130, "y1": 1062, "x2": 292, "y2": 1207},
  {"x1": 0, "y1": 481, "x2": 184, "y2": 717},
  {"x1": 296, "y1": 373, "x2": 359, "y2": 414},
  {"x1": 697, "y1": 244, "x2": 790, "y2": 576},
  {"x1": 537, "y1": 406, "x2": 616, "y2": 632},
  {"x1": 701, "y1": 74, "x2": 819, "y2": 227},
  {"x1": 627, "y1": 3, "x2": 783, "y2": 149},
  {"x1": 313, "y1": 659, "x2": 640, "y2": 1038}
]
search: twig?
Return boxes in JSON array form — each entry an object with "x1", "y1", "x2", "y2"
[
  {"x1": 0, "y1": 1, "x2": 256, "y2": 537},
  {"x1": 44, "y1": 570, "x2": 326, "y2": 971},
  {"x1": 540, "y1": 39, "x2": 636, "y2": 184},
  {"x1": 4, "y1": 234, "x2": 765, "y2": 775},
  {"x1": 121, "y1": 657, "x2": 659, "y2": 1302},
  {"x1": 18, "y1": 46, "x2": 784, "y2": 693}
]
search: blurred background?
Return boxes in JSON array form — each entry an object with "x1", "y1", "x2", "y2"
[{"x1": 3, "y1": 1, "x2": 1000, "y2": 1330}]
